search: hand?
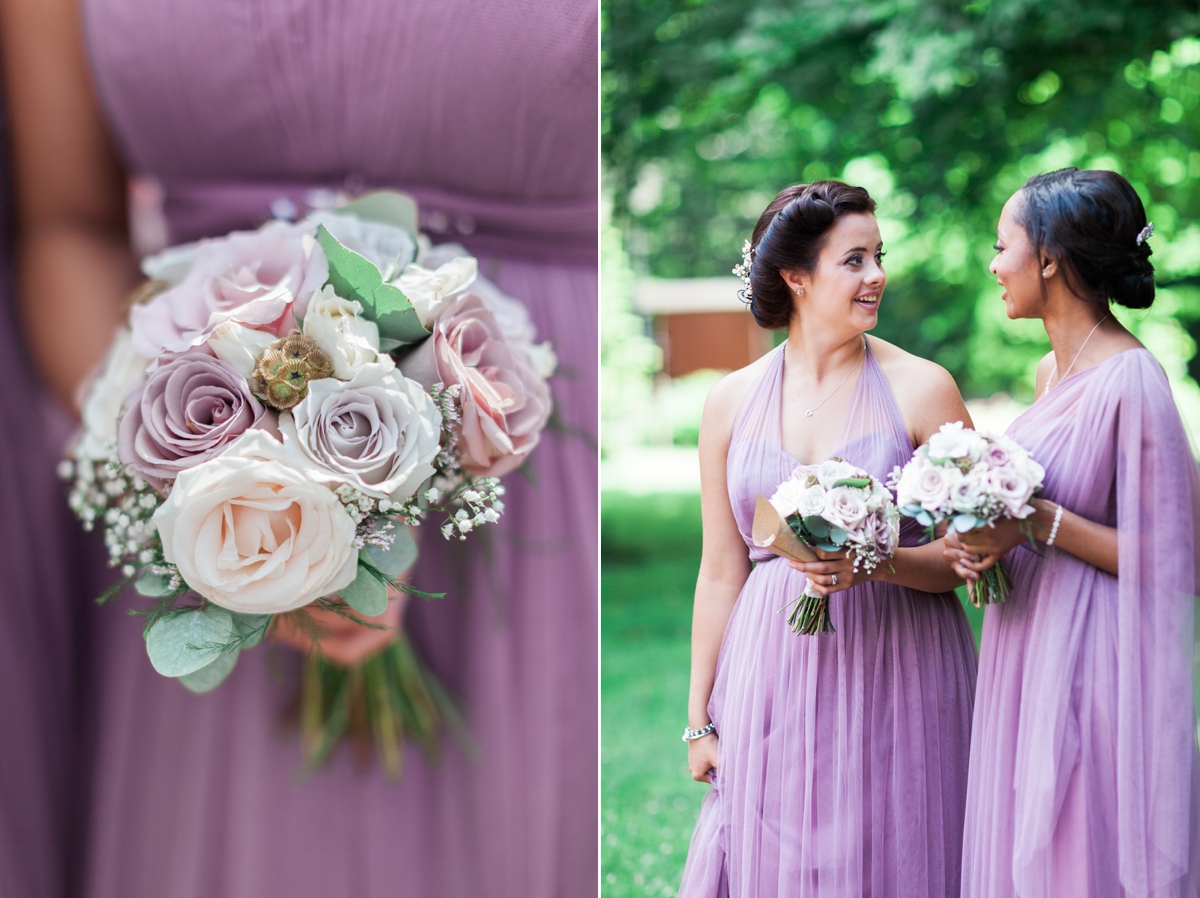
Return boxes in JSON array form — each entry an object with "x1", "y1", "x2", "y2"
[
  {"x1": 787, "y1": 546, "x2": 874, "y2": 596},
  {"x1": 272, "y1": 589, "x2": 406, "y2": 667},
  {"x1": 943, "y1": 515, "x2": 1037, "y2": 581},
  {"x1": 688, "y1": 733, "x2": 719, "y2": 783}
]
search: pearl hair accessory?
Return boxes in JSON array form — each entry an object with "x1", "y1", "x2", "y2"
[
  {"x1": 733, "y1": 240, "x2": 754, "y2": 301},
  {"x1": 1136, "y1": 222, "x2": 1154, "y2": 246}
]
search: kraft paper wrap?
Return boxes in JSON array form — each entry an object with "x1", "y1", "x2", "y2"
[{"x1": 752, "y1": 494, "x2": 819, "y2": 563}]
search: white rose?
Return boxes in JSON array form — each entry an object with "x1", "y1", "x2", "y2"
[
  {"x1": 75, "y1": 329, "x2": 151, "y2": 461},
  {"x1": 926, "y1": 421, "x2": 987, "y2": 463},
  {"x1": 769, "y1": 478, "x2": 807, "y2": 518},
  {"x1": 797, "y1": 485, "x2": 827, "y2": 518},
  {"x1": 985, "y1": 468, "x2": 1034, "y2": 518},
  {"x1": 822, "y1": 486, "x2": 869, "y2": 532},
  {"x1": 948, "y1": 470, "x2": 986, "y2": 514},
  {"x1": 302, "y1": 285, "x2": 384, "y2": 379},
  {"x1": 152, "y1": 430, "x2": 358, "y2": 614},
  {"x1": 205, "y1": 322, "x2": 279, "y2": 377},
  {"x1": 1010, "y1": 451, "x2": 1046, "y2": 491},
  {"x1": 816, "y1": 458, "x2": 859, "y2": 490},
  {"x1": 394, "y1": 257, "x2": 478, "y2": 327},
  {"x1": 282, "y1": 363, "x2": 441, "y2": 500},
  {"x1": 306, "y1": 211, "x2": 415, "y2": 282},
  {"x1": 907, "y1": 461, "x2": 961, "y2": 513}
]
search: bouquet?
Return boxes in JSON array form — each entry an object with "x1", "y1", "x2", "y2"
[
  {"x1": 61, "y1": 190, "x2": 555, "y2": 777},
  {"x1": 754, "y1": 458, "x2": 899, "y2": 635},
  {"x1": 889, "y1": 422, "x2": 1045, "y2": 608}
]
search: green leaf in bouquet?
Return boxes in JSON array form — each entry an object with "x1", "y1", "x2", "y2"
[
  {"x1": 230, "y1": 611, "x2": 272, "y2": 649},
  {"x1": 831, "y1": 477, "x2": 871, "y2": 489},
  {"x1": 338, "y1": 555, "x2": 389, "y2": 617},
  {"x1": 145, "y1": 605, "x2": 234, "y2": 677},
  {"x1": 952, "y1": 514, "x2": 980, "y2": 532},
  {"x1": 829, "y1": 526, "x2": 848, "y2": 546},
  {"x1": 365, "y1": 525, "x2": 419, "y2": 578},
  {"x1": 315, "y1": 225, "x2": 429, "y2": 345},
  {"x1": 179, "y1": 647, "x2": 240, "y2": 694},
  {"x1": 900, "y1": 503, "x2": 927, "y2": 518},
  {"x1": 915, "y1": 509, "x2": 934, "y2": 527},
  {"x1": 134, "y1": 570, "x2": 178, "y2": 597},
  {"x1": 802, "y1": 516, "x2": 831, "y2": 538},
  {"x1": 335, "y1": 190, "x2": 419, "y2": 241}
]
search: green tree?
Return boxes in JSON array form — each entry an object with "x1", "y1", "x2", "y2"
[{"x1": 603, "y1": 0, "x2": 1200, "y2": 397}]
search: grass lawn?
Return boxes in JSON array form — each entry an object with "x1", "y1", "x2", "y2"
[{"x1": 600, "y1": 490, "x2": 984, "y2": 897}]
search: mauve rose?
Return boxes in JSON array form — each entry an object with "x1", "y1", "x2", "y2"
[
  {"x1": 400, "y1": 294, "x2": 552, "y2": 478},
  {"x1": 130, "y1": 221, "x2": 328, "y2": 357},
  {"x1": 118, "y1": 350, "x2": 266, "y2": 488}
]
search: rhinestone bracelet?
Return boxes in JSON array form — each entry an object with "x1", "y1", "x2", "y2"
[
  {"x1": 682, "y1": 722, "x2": 717, "y2": 742},
  {"x1": 1045, "y1": 503, "x2": 1064, "y2": 547}
]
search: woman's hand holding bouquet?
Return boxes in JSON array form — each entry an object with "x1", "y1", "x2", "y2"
[
  {"x1": 61, "y1": 191, "x2": 555, "y2": 776},
  {"x1": 889, "y1": 422, "x2": 1045, "y2": 607}
]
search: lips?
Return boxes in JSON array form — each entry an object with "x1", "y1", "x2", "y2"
[{"x1": 854, "y1": 294, "x2": 880, "y2": 310}]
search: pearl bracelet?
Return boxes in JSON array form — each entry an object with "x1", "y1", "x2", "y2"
[
  {"x1": 1045, "y1": 503, "x2": 1064, "y2": 547},
  {"x1": 682, "y1": 722, "x2": 717, "y2": 742}
]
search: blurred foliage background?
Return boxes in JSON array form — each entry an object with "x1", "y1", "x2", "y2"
[
  {"x1": 601, "y1": 4, "x2": 1200, "y2": 896},
  {"x1": 604, "y1": 0, "x2": 1200, "y2": 398}
]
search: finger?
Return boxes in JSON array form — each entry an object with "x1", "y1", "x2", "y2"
[{"x1": 790, "y1": 561, "x2": 847, "y2": 575}]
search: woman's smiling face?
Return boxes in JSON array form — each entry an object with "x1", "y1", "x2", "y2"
[
  {"x1": 990, "y1": 192, "x2": 1047, "y2": 319},
  {"x1": 787, "y1": 212, "x2": 886, "y2": 333}
]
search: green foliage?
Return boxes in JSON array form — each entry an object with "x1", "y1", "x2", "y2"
[
  {"x1": 179, "y1": 647, "x2": 241, "y2": 693},
  {"x1": 365, "y1": 525, "x2": 419, "y2": 578},
  {"x1": 603, "y1": 0, "x2": 1200, "y2": 396},
  {"x1": 144, "y1": 605, "x2": 235, "y2": 677},
  {"x1": 315, "y1": 225, "x2": 429, "y2": 343},
  {"x1": 339, "y1": 553, "x2": 391, "y2": 616}
]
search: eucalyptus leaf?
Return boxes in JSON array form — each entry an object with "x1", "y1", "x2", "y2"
[
  {"x1": 336, "y1": 191, "x2": 419, "y2": 240},
  {"x1": 179, "y1": 648, "x2": 240, "y2": 694},
  {"x1": 802, "y1": 515, "x2": 831, "y2": 538},
  {"x1": 365, "y1": 526, "x2": 419, "y2": 578},
  {"x1": 230, "y1": 612, "x2": 272, "y2": 649},
  {"x1": 338, "y1": 559, "x2": 389, "y2": 616},
  {"x1": 831, "y1": 477, "x2": 871, "y2": 489},
  {"x1": 135, "y1": 571, "x2": 175, "y2": 597},
  {"x1": 953, "y1": 515, "x2": 980, "y2": 532},
  {"x1": 145, "y1": 606, "x2": 234, "y2": 677},
  {"x1": 815, "y1": 543, "x2": 841, "y2": 553},
  {"x1": 315, "y1": 225, "x2": 430, "y2": 344},
  {"x1": 829, "y1": 527, "x2": 848, "y2": 545},
  {"x1": 900, "y1": 504, "x2": 927, "y2": 517}
]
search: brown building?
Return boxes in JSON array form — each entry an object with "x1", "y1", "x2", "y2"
[{"x1": 634, "y1": 277, "x2": 774, "y2": 377}]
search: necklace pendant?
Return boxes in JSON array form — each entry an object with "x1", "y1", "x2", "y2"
[{"x1": 805, "y1": 409, "x2": 814, "y2": 417}]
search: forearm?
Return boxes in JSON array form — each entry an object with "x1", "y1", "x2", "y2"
[
  {"x1": 876, "y1": 540, "x2": 963, "y2": 594},
  {"x1": 17, "y1": 221, "x2": 137, "y2": 410},
  {"x1": 1028, "y1": 499, "x2": 1118, "y2": 576},
  {"x1": 687, "y1": 570, "x2": 744, "y2": 727}
]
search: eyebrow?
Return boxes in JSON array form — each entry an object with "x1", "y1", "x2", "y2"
[{"x1": 841, "y1": 243, "x2": 883, "y2": 256}]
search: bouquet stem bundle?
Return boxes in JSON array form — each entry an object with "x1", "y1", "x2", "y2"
[
  {"x1": 785, "y1": 592, "x2": 834, "y2": 636},
  {"x1": 295, "y1": 632, "x2": 471, "y2": 779},
  {"x1": 965, "y1": 552, "x2": 1013, "y2": 608}
]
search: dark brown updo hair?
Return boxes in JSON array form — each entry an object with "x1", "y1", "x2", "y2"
[
  {"x1": 1017, "y1": 168, "x2": 1155, "y2": 310},
  {"x1": 745, "y1": 180, "x2": 877, "y2": 329}
]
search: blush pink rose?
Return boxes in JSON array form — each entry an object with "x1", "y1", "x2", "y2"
[
  {"x1": 400, "y1": 294, "x2": 551, "y2": 478},
  {"x1": 130, "y1": 221, "x2": 328, "y2": 357}
]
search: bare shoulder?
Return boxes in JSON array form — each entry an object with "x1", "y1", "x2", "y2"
[
  {"x1": 700, "y1": 350, "x2": 776, "y2": 443},
  {"x1": 868, "y1": 335, "x2": 971, "y2": 444}
]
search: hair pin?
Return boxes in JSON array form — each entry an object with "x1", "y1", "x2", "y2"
[
  {"x1": 733, "y1": 239, "x2": 754, "y2": 301},
  {"x1": 1136, "y1": 222, "x2": 1154, "y2": 246}
]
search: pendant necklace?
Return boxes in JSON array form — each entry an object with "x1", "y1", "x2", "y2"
[
  {"x1": 1042, "y1": 314, "x2": 1109, "y2": 399},
  {"x1": 789, "y1": 336, "x2": 865, "y2": 417}
]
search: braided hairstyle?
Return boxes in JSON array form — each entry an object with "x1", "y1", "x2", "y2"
[
  {"x1": 745, "y1": 181, "x2": 877, "y2": 330},
  {"x1": 1017, "y1": 168, "x2": 1155, "y2": 310}
]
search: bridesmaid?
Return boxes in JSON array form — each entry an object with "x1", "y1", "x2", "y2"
[
  {"x1": 946, "y1": 168, "x2": 1200, "y2": 897},
  {"x1": 678, "y1": 181, "x2": 978, "y2": 897}
]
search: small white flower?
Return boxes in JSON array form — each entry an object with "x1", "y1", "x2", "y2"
[
  {"x1": 926, "y1": 421, "x2": 988, "y2": 463},
  {"x1": 205, "y1": 321, "x2": 278, "y2": 377},
  {"x1": 424, "y1": 487, "x2": 440, "y2": 503}
]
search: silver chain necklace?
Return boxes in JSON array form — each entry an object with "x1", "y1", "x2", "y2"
[
  {"x1": 787, "y1": 336, "x2": 866, "y2": 417},
  {"x1": 1043, "y1": 314, "x2": 1109, "y2": 399}
]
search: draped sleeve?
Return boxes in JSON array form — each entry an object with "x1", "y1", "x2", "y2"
[{"x1": 1114, "y1": 353, "x2": 1200, "y2": 895}]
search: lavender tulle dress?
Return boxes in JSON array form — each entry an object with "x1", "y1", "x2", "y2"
[
  {"x1": 76, "y1": 3, "x2": 597, "y2": 896},
  {"x1": 961, "y1": 349, "x2": 1200, "y2": 898},
  {"x1": 678, "y1": 341, "x2": 978, "y2": 898}
]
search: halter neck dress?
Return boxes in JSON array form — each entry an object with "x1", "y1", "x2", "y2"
[
  {"x1": 961, "y1": 349, "x2": 1200, "y2": 898},
  {"x1": 678, "y1": 339, "x2": 978, "y2": 898},
  {"x1": 75, "y1": 2, "x2": 597, "y2": 896}
]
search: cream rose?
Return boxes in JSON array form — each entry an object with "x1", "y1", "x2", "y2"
[
  {"x1": 816, "y1": 458, "x2": 858, "y2": 490},
  {"x1": 302, "y1": 285, "x2": 384, "y2": 379},
  {"x1": 281, "y1": 363, "x2": 441, "y2": 500},
  {"x1": 394, "y1": 257, "x2": 477, "y2": 327},
  {"x1": 76, "y1": 329, "x2": 150, "y2": 461},
  {"x1": 926, "y1": 421, "x2": 987, "y2": 463},
  {"x1": 205, "y1": 322, "x2": 279, "y2": 377},
  {"x1": 796, "y1": 484, "x2": 827, "y2": 518},
  {"x1": 152, "y1": 431, "x2": 358, "y2": 613},
  {"x1": 985, "y1": 468, "x2": 1034, "y2": 518},
  {"x1": 907, "y1": 461, "x2": 960, "y2": 512}
]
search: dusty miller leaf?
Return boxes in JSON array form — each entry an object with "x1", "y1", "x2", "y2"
[
  {"x1": 145, "y1": 605, "x2": 234, "y2": 677},
  {"x1": 338, "y1": 556, "x2": 389, "y2": 616},
  {"x1": 179, "y1": 648, "x2": 240, "y2": 693}
]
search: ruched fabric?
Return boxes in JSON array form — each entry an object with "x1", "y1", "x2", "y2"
[
  {"x1": 962, "y1": 349, "x2": 1200, "y2": 898},
  {"x1": 75, "y1": 2, "x2": 598, "y2": 896},
  {"x1": 678, "y1": 341, "x2": 978, "y2": 898}
]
